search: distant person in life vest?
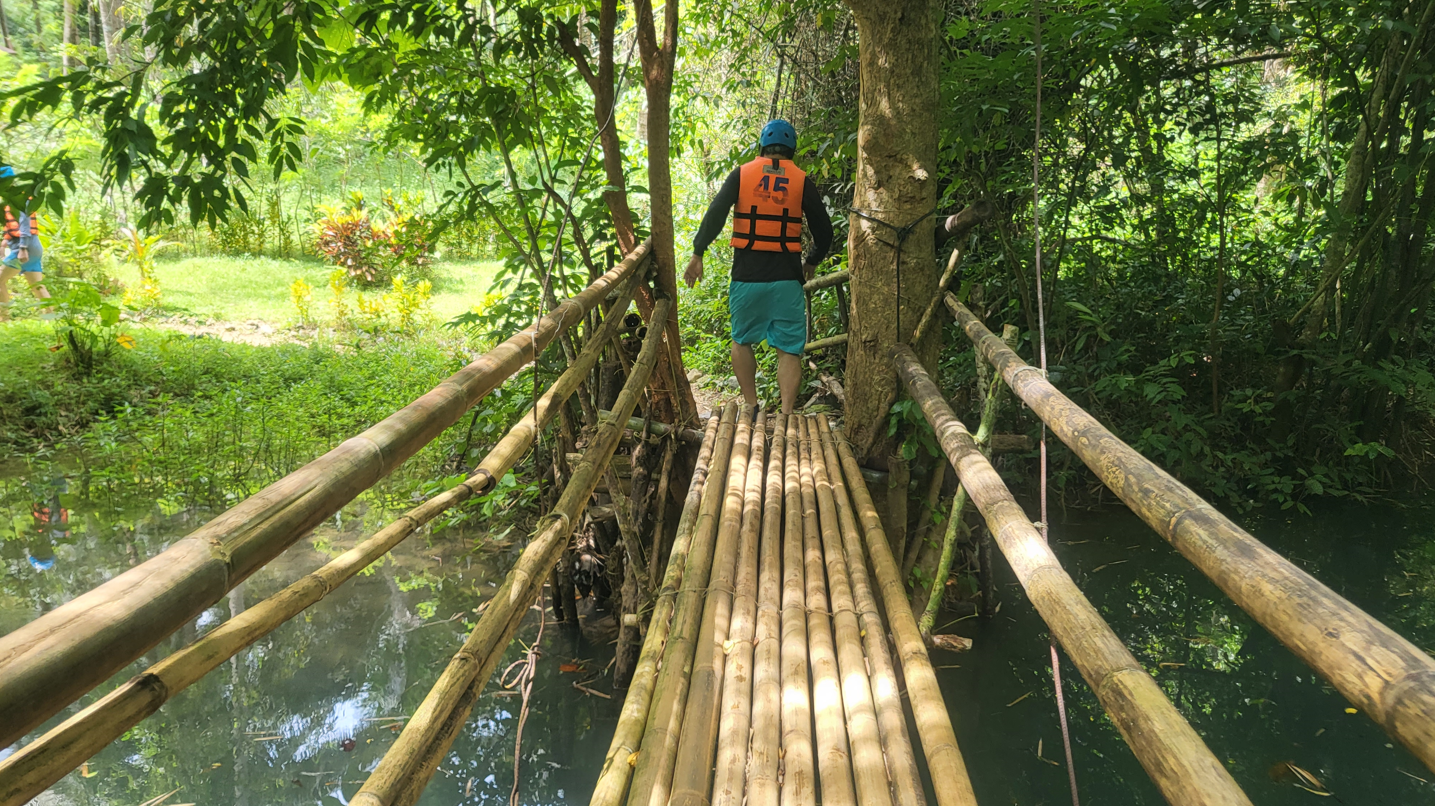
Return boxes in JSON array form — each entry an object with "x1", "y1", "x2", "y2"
[
  {"x1": 0, "y1": 166, "x2": 51, "y2": 320},
  {"x1": 684, "y1": 119, "x2": 834, "y2": 415}
]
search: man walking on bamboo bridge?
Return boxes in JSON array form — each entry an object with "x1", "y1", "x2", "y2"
[{"x1": 685, "y1": 119, "x2": 833, "y2": 415}]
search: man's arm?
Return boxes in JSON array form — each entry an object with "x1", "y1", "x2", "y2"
[
  {"x1": 692, "y1": 168, "x2": 741, "y2": 256},
  {"x1": 802, "y1": 177, "x2": 834, "y2": 273}
]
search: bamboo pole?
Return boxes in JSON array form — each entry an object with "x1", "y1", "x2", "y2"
[
  {"x1": 803, "y1": 270, "x2": 850, "y2": 291},
  {"x1": 746, "y1": 413, "x2": 787, "y2": 806},
  {"x1": 710, "y1": 412, "x2": 769, "y2": 806},
  {"x1": 826, "y1": 419, "x2": 979, "y2": 806},
  {"x1": 0, "y1": 271, "x2": 648, "y2": 805},
  {"x1": 0, "y1": 240, "x2": 654, "y2": 746},
  {"x1": 351, "y1": 296, "x2": 672, "y2": 806},
  {"x1": 598, "y1": 412, "x2": 706, "y2": 444},
  {"x1": 947, "y1": 294, "x2": 1435, "y2": 773},
  {"x1": 798, "y1": 417, "x2": 857, "y2": 806},
  {"x1": 804, "y1": 333, "x2": 849, "y2": 353},
  {"x1": 590, "y1": 413, "x2": 723, "y2": 806},
  {"x1": 893, "y1": 345, "x2": 1255, "y2": 806},
  {"x1": 807, "y1": 416, "x2": 893, "y2": 806},
  {"x1": 627, "y1": 403, "x2": 748, "y2": 806},
  {"x1": 779, "y1": 415, "x2": 817, "y2": 806},
  {"x1": 919, "y1": 323, "x2": 1018, "y2": 633},
  {"x1": 815, "y1": 420, "x2": 925, "y2": 806},
  {"x1": 667, "y1": 406, "x2": 758, "y2": 806}
]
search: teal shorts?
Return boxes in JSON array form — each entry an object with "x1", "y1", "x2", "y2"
[{"x1": 729, "y1": 279, "x2": 806, "y2": 355}]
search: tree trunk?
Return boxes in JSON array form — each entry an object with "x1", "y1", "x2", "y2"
[
  {"x1": 61, "y1": 0, "x2": 74, "y2": 73},
  {"x1": 633, "y1": 0, "x2": 698, "y2": 424},
  {"x1": 97, "y1": 0, "x2": 121, "y2": 63},
  {"x1": 0, "y1": 0, "x2": 13, "y2": 53},
  {"x1": 841, "y1": 0, "x2": 941, "y2": 461}
]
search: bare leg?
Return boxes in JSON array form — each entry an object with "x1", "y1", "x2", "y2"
[
  {"x1": 23, "y1": 272, "x2": 50, "y2": 301},
  {"x1": 731, "y1": 341, "x2": 759, "y2": 410},
  {"x1": 776, "y1": 349, "x2": 802, "y2": 415},
  {"x1": 0, "y1": 267, "x2": 17, "y2": 321}
]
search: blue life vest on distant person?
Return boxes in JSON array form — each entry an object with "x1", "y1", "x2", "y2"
[{"x1": 730, "y1": 157, "x2": 806, "y2": 253}]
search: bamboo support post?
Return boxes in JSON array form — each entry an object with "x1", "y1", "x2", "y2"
[
  {"x1": 710, "y1": 413, "x2": 769, "y2": 806},
  {"x1": 648, "y1": 439, "x2": 678, "y2": 590},
  {"x1": 746, "y1": 413, "x2": 787, "y2": 806},
  {"x1": 779, "y1": 415, "x2": 817, "y2": 806},
  {"x1": 798, "y1": 417, "x2": 857, "y2": 806},
  {"x1": 627, "y1": 404, "x2": 747, "y2": 806},
  {"x1": 804, "y1": 332, "x2": 849, "y2": 353},
  {"x1": 947, "y1": 294, "x2": 1435, "y2": 773},
  {"x1": 825, "y1": 418, "x2": 979, "y2": 806},
  {"x1": 0, "y1": 270, "x2": 648, "y2": 804},
  {"x1": 815, "y1": 420, "x2": 925, "y2": 806},
  {"x1": 807, "y1": 416, "x2": 894, "y2": 806},
  {"x1": 589, "y1": 414, "x2": 724, "y2": 806},
  {"x1": 902, "y1": 462, "x2": 945, "y2": 582},
  {"x1": 0, "y1": 240, "x2": 654, "y2": 746},
  {"x1": 803, "y1": 269, "x2": 850, "y2": 291},
  {"x1": 919, "y1": 324, "x2": 1017, "y2": 633},
  {"x1": 893, "y1": 345, "x2": 1255, "y2": 806},
  {"x1": 350, "y1": 297, "x2": 672, "y2": 806},
  {"x1": 667, "y1": 406, "x2": 759, "y2": 806},
  {"x1": 910, "y1": 243, "x2": 967, "y2": 346}
]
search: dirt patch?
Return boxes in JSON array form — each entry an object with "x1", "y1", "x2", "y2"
[{"x1": 141, "y1": 315, "x2": 312, "y2": 347}]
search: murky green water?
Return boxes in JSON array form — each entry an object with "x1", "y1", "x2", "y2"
[{"x1": 4, "y1": 464, "x2": 1435, "y2": 805}]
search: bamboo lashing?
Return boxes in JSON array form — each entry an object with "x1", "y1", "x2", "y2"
[
  {"x1": 351, "y1": 296, "x2": 672, "y2": 806},
  {"x1": 815, "y1": 419, "x2": 925, "y2": 806},
  {"x1": 798, "y1": 417, "x2": 857, "y2": 806},
  {"x1": 0, "y1": 239, "x2": 654, "y2": 747},
  {"x1": 826, "y1": 419, "x2": 979, "y2": 806},
  {"x1": 667, "y1": 406, "x2": 758, "y2": 806},
  {"x1": 710, "y1": 412, "x2": 769, "y2": 806},
  {"x1": 947, "y1": 294, "x2": 1435, "y2": 773},
  {"x1": 894, "y1": 346, "x2": 1255, "y2": 806},
  {"x1": 627, "y1": 403, "x2": 747, "y2": 806},
  {"x1": 807, "y1": 415, "x2": 894, "y2": 806},
  {"x1": 589, "y1": 412, "x2": 723, "y2": 806},
  {"x1": 746, "y1": 413, "x2": 787, "y2": 806},
  {"x1": 779, "y1": 414, "x2": 817, "y2": 806}
]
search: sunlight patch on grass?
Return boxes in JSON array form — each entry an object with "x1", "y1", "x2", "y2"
[{"x1": 111, "y1": 255, "x2": 502, "y2": 323}]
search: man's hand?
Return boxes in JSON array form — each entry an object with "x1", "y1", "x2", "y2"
[
  {"x1": 803, "y1": 262, "x2": 817, "y2": 283},
  {"x1": 17, "y1": 247, "x2": 29, "y2": 263},
  {"x1": 684, "y1": 253, "x2": 704, "y2": 289}
]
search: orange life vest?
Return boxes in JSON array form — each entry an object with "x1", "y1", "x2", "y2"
[
  {"x1": 3, "y1": 206, "x2": 25, "y2": 245},
  {"x1": 730, "y1": 157, "x2": 806, "y2": 253}
]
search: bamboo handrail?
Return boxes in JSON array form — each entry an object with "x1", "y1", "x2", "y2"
[
  {"x1": 627, "y1": 403, "x2": 747, "y2": 806},
  {"x1": 804, "y1": 333, "x2": 849, "y2": 353},
  {"x1": 807, "y1": 416, "x2": 892, "y2": 806},
  {"x1": 667, "y1": 407, "x2": 758, "y2": 806},
  {"x1": 824, "y1": 417, "x2": 979, "y2": 806},
  {"x1": 946, "y1": 294, "x2": 1435, "y2": 773},
  {"x1": 710, "y1": 412, "x2": 768, "y2": 806},
  {"x1": 816, "y1": 420, "x2": 926, "y2": 806},
  {"x1": 745, "y1": 413, "x2": 787, "y2": 806},
  {"x1": 0, "y1": 239, "x2": 654, "y2": 746},
  {"x1": 798, "y1": 417, "x2": 858, "y2": 806},
  {"x1": 894, "y1": 346, "x2": 1254, "y2": 806},
  {"x1": 780, "y1": 415, "x2": 817, "y2": 806},
  {"x1": 0, "y1": 267, "x2": 632, "y2": 802},
  {"x1": 803, "y1": 269, "x2": 850, "y2": 291},
  {"x1": 589, "y1": 413, "x2": 723, "y2": 806},
  {"x1": 351, "y1": 296, "x2": 672, "y2": 806}
]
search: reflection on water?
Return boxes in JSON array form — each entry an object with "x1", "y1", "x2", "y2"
[
  {"x1": 942, "y1": 502, "x2": 1435, "y2": 805},
  {"x1": 5, "y1": 464, "x2": 1435, "y2": 805},
  {"x1": 1, "y1": 468, "x2": 623, "y2": 806}
]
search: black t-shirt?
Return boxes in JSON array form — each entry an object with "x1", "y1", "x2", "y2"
[{"x1": 692, "y1": 166, "x2": 835, "y2": 283}]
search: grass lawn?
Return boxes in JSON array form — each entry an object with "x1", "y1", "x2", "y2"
[{"x1": 108, "y1": 255, "x2": 503, "y2": 323}]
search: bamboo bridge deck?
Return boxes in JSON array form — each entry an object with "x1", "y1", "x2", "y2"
[{"x1": 3, "y1": 239, "x2": 1435, "y2": 806}]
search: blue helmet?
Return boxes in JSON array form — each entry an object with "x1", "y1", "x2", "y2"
[
  {"x1": 759, "y1": 119, "x2": 797, "y2": 151},
  {"x1": 0, "y1": 166, "x2": 13, "y2": 179}
]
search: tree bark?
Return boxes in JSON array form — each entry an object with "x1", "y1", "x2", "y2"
[
  {"x1": 0, "y1": 0, "x2": 13, "y2": 53},
  {"x1": 841, "y1": 0, "x2": 941, "y2": 461},
  {"x1": 61, "y1": 0, "x2": 74, "y2": 73},
  {"x1": 633, "y1": 0, "x2": 698, "y2": 423},
  {"x1": 97, "y1": 0, "x2": 121, "y2": 63}
]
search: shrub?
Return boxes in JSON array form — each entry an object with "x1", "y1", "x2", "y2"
[
  {"x1": 111, "y1": 227, "x2": 175, "y2": 313},
  {"x1": 290, "y1": 277, "x2": 314, "y2": 325},
  {"x1": 315, "y1": 207, "x2": 385, "y2": 284},
  {"x1": 46, "y1": 278, "x2": 133, "y2": 376}
]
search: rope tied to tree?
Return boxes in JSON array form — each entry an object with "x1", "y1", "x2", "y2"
[{"x1": 849, "y1": 205, "x2": 937, "y2": 343}]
